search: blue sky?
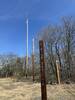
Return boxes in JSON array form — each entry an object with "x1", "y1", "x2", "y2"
[{"x1": 0, "y1": 0, "x2": 75, "y2": 56}]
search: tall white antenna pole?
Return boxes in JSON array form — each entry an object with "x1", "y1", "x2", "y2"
[
  {"x1": 32, "y1": 38, "x2": 34, "y2": 55},
  {"x1": 32, "y1": 38, "x2": 35, "y2": 82},
  {"x1": 26, "y1": 18, "x2": 28, "y2": 78}
]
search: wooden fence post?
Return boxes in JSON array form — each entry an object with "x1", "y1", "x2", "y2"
[
  {"x1": 32, "y1": 54, "x2": 34, "y2": 82},
  {"x1": 56, "y1": 60, "x2": 60, "y2": 84},
  {"x1": 39, "y1": 40, "x2": 47, "y2": 100}
]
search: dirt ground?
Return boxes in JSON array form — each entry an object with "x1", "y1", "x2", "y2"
[{"x1": 0, "y1": 78, "x2": 75, "y2": 100}]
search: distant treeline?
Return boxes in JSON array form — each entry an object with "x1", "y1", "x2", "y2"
[{"x1": 0, "y1": 16, "x2": 75, "y2": 83}]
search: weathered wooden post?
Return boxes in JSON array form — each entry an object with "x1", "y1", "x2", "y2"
[
  {"x1": 39, "y1": 40, "x2": 47, "y2": 100},
  {"x1": 56, "y1": 60, "x2": 60, "y2": 84}
]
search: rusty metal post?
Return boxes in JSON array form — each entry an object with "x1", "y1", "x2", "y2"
[
  {"x1": 56, "y1": 60, "x2": 60, "y2": 84},
  {"x1": 39, "y1": 40, "x2": 47, "y2": 100},
  {"x1": 32, "y1": 38, "x2": 35, "y2": 82},
  {"x1": 32, "y1": 54, "x2": 34, "y2": 82}
]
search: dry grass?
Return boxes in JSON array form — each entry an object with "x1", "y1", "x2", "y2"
[{"x1": 0, "y1": 78, "x2": 74, "y2": 100}]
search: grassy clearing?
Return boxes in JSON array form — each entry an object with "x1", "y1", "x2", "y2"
[{"x1": 0, "y1": 78, "x2": 74, "y2": 100}]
